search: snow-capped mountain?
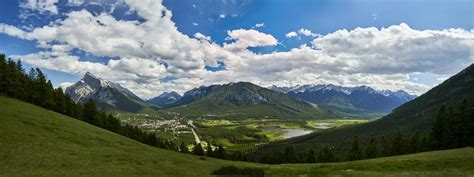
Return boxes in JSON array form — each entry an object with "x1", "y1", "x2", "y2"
[
  {"x1": 65, "y1": 72, "x2": 147, "y2": 112},
  {"x1": 270, "y1": 84, "x2": 416, "y2": 113},
  {"x1": 147, "y1": 91, "x2": 182, "y2": 107}
]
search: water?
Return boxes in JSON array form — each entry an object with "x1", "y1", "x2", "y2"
[
  {"x1": 313, "y1": 122, "x2": 334, "y2": 129},
  {"x1": 281, "y1": 129, "x2": 313, "y2": 139},
  {"x1": 261, "y1": 126, "x2": 313, "y2": 139}
]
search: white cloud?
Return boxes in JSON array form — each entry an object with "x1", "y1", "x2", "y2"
[
  {"x1": 194, "y1": 32, "x2": 211, "y2": 42},
  {"x1": 2, "y1": 0, "x2": 473, "y2": 98},
  {"x1": 298, "y1": 28, "x2": 318, "y2": 37},
  {"x1": 254, "y1": 23, "x2": 265, "y2": 28},
  {"x1": 192, "y1": 22, "x2": 198, "y2": 26},
  {"x1": 58, "y1": 82, "x2": 74, "y2": 90},
  {"x1": 285, "y1": 31, "x2": 298, "y2": 38},
  {"x1": 20, "y1": 0, "x2": 59, "y2": 14},
  {"x1": 224, "y1": 29, "x2": 278, "y2": 50},
  {"x1": 219, "y1": 14, "x2": 225, "y2": 19}
]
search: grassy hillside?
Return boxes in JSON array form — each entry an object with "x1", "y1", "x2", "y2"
[{"x1": 1, "y1": 96, "x2": 473, "y2": 176}]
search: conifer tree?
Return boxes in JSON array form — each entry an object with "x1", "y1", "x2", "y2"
[
  {"x1": 83, "y1": 99, "x2": 98, "y2": 124},
  {"x1": 179, "y1": 142, "x2": 189, "y2": 153},
  {"x1": 348, "y1": 136, "x2": 363, "y2": 161},
  {"x1": 306, "y1": 148, "x2": 317, "y2": 163},
  {"x1": 365, "y1": 137, "x2": 378, "y2": 159},
  {"x1": 193, "y1": 143, "x2": 205, "y2": 156},
  {"x1": 207, "y1": 142, "x2": 214, "y2": 157}
]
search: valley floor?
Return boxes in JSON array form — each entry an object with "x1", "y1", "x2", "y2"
[{"x1": 1, "y1": 96, "x2": 473, "y2": 176}]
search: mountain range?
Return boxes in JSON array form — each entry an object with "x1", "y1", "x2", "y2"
[
  {"x1": 270, "y1": 84, "x2": 416, "y2": 114},
  {"x1": 147, "y1": 91, "x2": 182, "y2": 107},
  {"x1": 165, "y1": 82, "x2": 336, "y2": 118},
  {"x1": 65, "y1": 73, "x2": 415, "y2": 118}
]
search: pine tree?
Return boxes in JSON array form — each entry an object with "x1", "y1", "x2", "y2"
[
  {"x1": 408, "y1": 133, "x2": 420, "y2": 153},
  {"x1": 283, "y1": 145, "x2": 297, "y2": 163},
  {"x1": 318, "y1": 144, "x2": 336, "y2": 163},
  {"x1": 365, "y1": 137, "x2": 378, "y2": 159},
  {"x1": 431, "y1": 105, "x2": 447, "y2": 149},
  {"x1": 193, "y1": 143, "x2": 205, "y2": 156},
  {"x1": 83, "y1": 99, "x2": 98, "y2": 124},
  {"x1": 215, "y1": 144, "x2": 226, "y2": 159},
  {"x1": 306, "y1": 148, "x2": 317, "y2": 163},
  {"x1": 379, "y1": 135, "x2": 391, "y2": 157},
  {"x1": 391, "y1": 129, "x2": 405, "y2": 155},
  {"x1": 0, "y1": 54, "x2": 6, "y2": 94},
  {"x1": 348, "y1": 136, "x2": 363, "y2": 161},
  {"x1": 207, "y1": 142, "x2": 214, "y2": 157},
  {"x1": 179, "y1": 142, "x2": 189, "y2": 153}
]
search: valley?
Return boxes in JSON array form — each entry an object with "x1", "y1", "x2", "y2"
[
  {"x1": 1, "y1": 96, "x2": 473, "y2": 176},
  {"x1": 114, "y1": 111, "x2": 372, "y2": 151}
]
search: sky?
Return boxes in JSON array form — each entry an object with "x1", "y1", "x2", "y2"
[{"x1": 0, "y1": 0, "x2": 472, "y2": 99}]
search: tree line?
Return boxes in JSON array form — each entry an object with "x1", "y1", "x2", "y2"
[{"x1": 0, "y1": 54, "x2": 179, "y2": 151}]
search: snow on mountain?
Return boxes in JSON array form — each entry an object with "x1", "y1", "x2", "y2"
[
  {"x1": 147, "y1": 91, "x2": 182, "y2": 107},
  {"x1": 65, "y1": 72, "x2": 143, "y2": 106}
]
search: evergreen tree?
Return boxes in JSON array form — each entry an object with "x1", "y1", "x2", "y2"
[
  {"x1": 83, "y1": 99, "x2": 98, "y2": 124},
  {"x1": 146, "y1": 133, "x2": 158, "y2": 146},
  {"x1": 283, "y1": 145, "x2": 297, "y2": 163},
  {"x1": 215, "y1": 144, "x2": 226, "y2": 159},
  {"x1": 193, "y1": 143, "x2": 205, "y2": 156},
  {"x1": 379, "y1": 135, "x2": 391, "y2": 157},
  {"x1": 365, "y1": 137, "x2": 378, "y2": 159},
  {"x1": 391, "y1": 129, "x2": 406, "y2": 155},
  {"x1": 306, "y1": 148, "x2": 317, "y2": 163},
  {"x1": 207, "y1": 142, "x2": 214, "y2": 157},
  {"x1": 408, "y1": 133, "x2": 420, "y2": 153},
  {"x1": 179, "y1": 142, "x2": 189, "y2": 153},
  {"x1": 0, "y1": 54, "x2": 6, "y2": 94},
  {"x1": 318, "y1": 144, "x2": 336, "y2": 163},
  {"x1": 431, "y1": 105, "x2": 448, "y2": 149},
  {"x1": 347, "y1": 136, "x2": 363, "y2": 161}
]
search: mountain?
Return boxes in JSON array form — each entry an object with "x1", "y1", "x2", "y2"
[
  {"x1": 2, "y1": 96, "x2": 473, "y2": 176},
  {"x1": 65, "y1": 72, "x2": 156, "y2": 112},
  {"x1": 167, "y1": 82, "x2": 337, "y2": 119},
  {"x1": 147, "y1": 91, "x2": 182, "y2": 107},
  {"x1": 259, "y1": 64, "x2": 474, "y2": 153},
  {"x1": 270, "y1": 84, "x2": 416, "y2": 114}
]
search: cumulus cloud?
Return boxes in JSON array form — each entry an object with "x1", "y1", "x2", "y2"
[
  {"x1": 219, "y1": 14, "x2": 225, "y2": 19},
  {"x1": 298, "y1": 28, "x2": 318, "y2": 37},
  {"x1": 224, "y1": 29, "x2": 278, "y2": 50},
  {"x1": 2, "y1": 0, "x2": 473, "y2": 98},
  {"x1": 285, "y1": 31, "x2": 298, "y2": 38}
]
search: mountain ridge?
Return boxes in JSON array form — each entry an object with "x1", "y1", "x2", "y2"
[
  {"x1": 269, "y1": 84, "x2": 416, "y2": 113},
  {"x1": 65, "y1": 72, "x2": 156, "y2": 112}
]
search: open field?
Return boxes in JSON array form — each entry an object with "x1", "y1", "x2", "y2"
[{"x1": 1, "y1": 96, "x2": 473, "y2": 176}]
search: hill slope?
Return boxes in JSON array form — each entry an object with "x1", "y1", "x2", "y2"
[
  {"x1": 258, "y1": 64, "x2": 474, "y2": 152},
  {"x1": 167, "y1": 82, "x2": 337, "y2": 119},
  {"x1": 0, "y1": 96, "x2": 473, "y2": 176}
]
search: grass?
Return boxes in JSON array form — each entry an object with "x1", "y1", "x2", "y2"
[{"x1": 1, "y1": 96, "x2": 473, "y2": 176}]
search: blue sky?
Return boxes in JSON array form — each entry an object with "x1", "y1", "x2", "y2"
[{"x1": 0, "y1": 0, "x2": 472, "y2": 97}]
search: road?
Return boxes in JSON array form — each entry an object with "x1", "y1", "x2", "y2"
[{"x1": 191, "y1": 128, "x2": 201, "y2": 144}]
